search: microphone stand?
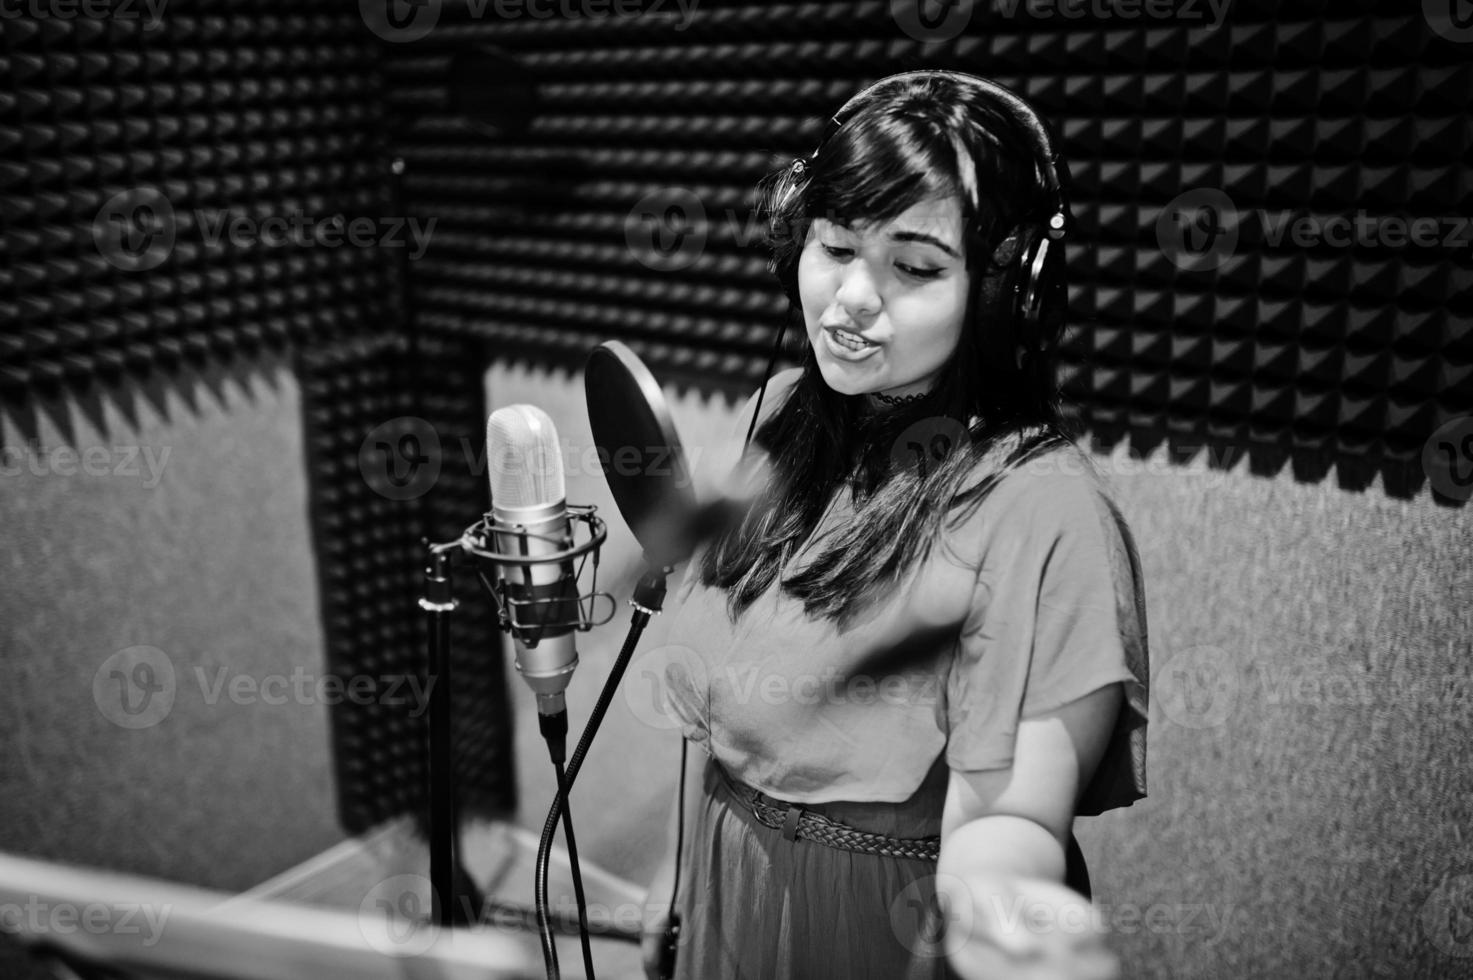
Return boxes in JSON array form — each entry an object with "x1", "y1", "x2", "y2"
[
  {"x1": 419, "y1": 543, "x2": 467, "y2": 928},
  {"x1": 426, "y1": 507, "x2": 615, "y2": 978}
]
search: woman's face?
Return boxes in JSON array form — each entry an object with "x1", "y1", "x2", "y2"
[{"x1": 798, "y1": 194, "x2": 971, "y2": 400}]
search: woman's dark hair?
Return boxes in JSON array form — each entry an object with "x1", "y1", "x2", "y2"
[{"x1": 697, "y1": 73, "x2": 1088, "y2": 628}]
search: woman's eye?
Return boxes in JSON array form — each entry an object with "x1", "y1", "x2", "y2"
[{"x1": 817, "y1": 243, "x2": 942, "y2": 280}]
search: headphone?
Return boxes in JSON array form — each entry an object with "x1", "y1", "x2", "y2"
[{"x1": 746, "y1": 70, "x2": 1073, "y2": 455}]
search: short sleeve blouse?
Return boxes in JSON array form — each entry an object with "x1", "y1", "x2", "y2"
[{"x1": 657, "y1": 381, "x2": 1149, "y2": 817}]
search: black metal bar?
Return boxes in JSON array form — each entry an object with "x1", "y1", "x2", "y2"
[{"x1": 421, "y1": 545, "x2": 459, "y2": 928}]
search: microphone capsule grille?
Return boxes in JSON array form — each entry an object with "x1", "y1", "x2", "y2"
[{"x1": 487, "y1": 404, "x2": 566, "y2": 509}]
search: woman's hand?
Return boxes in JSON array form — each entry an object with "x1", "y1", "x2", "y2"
[{"x1": 939, "y1": 871, "x2": 1120, "y2": 980}]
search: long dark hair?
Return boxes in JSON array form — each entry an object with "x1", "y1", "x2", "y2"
[{"x1": 698, "y1": 73, "x2": 1088, "y2": 629}]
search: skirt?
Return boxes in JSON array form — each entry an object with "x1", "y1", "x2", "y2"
[
  {"x1": 668, "y1": 753, "x2": 1094, "y2": 980},
  {"x1": 669, "y1": 752, "x2": 960, "y2": 980}
]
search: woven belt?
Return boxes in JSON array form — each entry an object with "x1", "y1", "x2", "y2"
[{"x1": 732, "y1": 784, "x2": 940, "y2": 861}]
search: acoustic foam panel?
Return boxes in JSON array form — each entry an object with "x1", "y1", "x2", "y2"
[
  {"x1": 0, "y1": 9, "x2": 392, "y2": 395},
  {"x1": 375, "y1": 1, "x2": 1471, "y2": 500},
  {"x1": 297, "y1": 330, "x2": 517, "y2": 835},
  {"x1": 1, "y1": 4, "x2": 518, "y2": 834}
]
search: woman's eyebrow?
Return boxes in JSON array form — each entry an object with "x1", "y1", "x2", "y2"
[{"x1": 888, "y1": 230, "x2": 961, "y2": 259}]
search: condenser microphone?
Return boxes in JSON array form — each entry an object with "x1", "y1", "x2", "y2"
[{"x1": 486, "y1": 404, "x2": 580, "y2": 720}]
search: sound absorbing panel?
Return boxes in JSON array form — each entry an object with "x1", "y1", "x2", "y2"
[
  {"x1": 0, "y1": 10, "x2": 391, "y2": 397},
  {"x1": 1, "y1": 5, "x2": 518, "y2": 836},
  {"x1": 297, "y1": 330, "x2": 516, "y2": 835},
  {"x1": 378, "y1": 0, "x2": 1472, "y2": 501}
]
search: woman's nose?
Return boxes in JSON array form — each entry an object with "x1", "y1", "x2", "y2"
[{"x1": 834, "y1": 260, "x2": 880, "y2": 317}]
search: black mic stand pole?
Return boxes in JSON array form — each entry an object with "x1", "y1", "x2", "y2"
[{"x1": 420, "y1": 542, "x2": 468, "y2": 928}]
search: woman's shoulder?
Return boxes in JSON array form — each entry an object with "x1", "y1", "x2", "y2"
[{"x1": 963, "y1": 439, "x2": 1128, "y2": 544}]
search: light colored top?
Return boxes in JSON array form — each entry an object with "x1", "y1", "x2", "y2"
[{"x1": 660, "y1": 369, "x2": 1148, "y2": 816}]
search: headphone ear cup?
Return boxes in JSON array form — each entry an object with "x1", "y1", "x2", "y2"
[
  {"x1": 1024, "y1": 235, "x2": 1067, "y2": 352},
  {"x1": 1014, "y1": 231, "x2": 1069, "y2": 368},
  {"x1": 973, "y1": 229, "x2": 1029, "y2": 368}
]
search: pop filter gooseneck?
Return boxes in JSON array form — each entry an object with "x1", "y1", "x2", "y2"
[{"x1": 583, "y1": 341, "x2": 707, "y2": 979}]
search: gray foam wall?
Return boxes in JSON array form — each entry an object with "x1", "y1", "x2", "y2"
[{"x1": 0, "y1": 359, "x2": 343, "y2": 979}]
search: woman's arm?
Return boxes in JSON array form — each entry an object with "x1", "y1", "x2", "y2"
[
  {"x1": 936, "y1": 682, "x2": 1124, "y2": 979},
  {"x1": 939, "y1": 681, "x2": 1122, "y2": 877}
]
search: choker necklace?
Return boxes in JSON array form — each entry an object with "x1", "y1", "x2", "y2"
[{"x1": 872, "y1": 389, "x2": 929, "y2": 406}]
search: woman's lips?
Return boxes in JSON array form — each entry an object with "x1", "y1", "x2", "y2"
[
  {"x1": 824, "y1": 325, "x2": 879, "y2": 349},
  {"x1": 822, "y1": 326, "x2": 881, "y2": 360}
]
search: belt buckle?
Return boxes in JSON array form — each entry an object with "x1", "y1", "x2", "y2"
[{"x1": 780, "y1": 803, "x2": 803, "y2": 841}]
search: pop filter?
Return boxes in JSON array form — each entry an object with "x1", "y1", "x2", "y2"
[{"x1": 584, "y1": 342, "x2": 699, "y2": 568}]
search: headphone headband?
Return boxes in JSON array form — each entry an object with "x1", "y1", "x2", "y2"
[{"x1": 809, "y1": 70, "x2": 1069, "y2": 241}]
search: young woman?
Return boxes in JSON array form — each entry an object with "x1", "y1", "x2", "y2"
[{"x1": 640, "y1": 70, "x2": 1149, "y2": 980}]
